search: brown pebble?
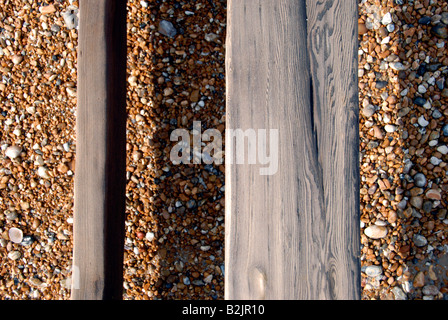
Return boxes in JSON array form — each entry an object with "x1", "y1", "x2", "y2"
[{"x1": 359, "y1": 23, "x2": 368, "y2": 35}]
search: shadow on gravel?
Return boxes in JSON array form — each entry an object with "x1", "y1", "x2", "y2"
[{"x1": 122, "y1": 1, "x2": 226, "y2": 300}]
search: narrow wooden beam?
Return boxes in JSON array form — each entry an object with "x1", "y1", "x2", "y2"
[
  {"x1": 225, "y1": 0, "x2": 360, "y2": 299},
  {"x1": 71, "y1": 0, "x2": 127, "y2": 300}
]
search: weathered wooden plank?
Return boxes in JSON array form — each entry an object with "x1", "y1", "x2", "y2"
[
  {"x1": 306, "y1": 0, "x2": 360, "y2": 300},
  {"x1": 71, "y1": 0, "x2": 127, "y2": 300},
  {"x1": 225, "y1": 0, "x2": 360, "y2": 299}
]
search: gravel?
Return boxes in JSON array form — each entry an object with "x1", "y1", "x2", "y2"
[
  {"x1": 0, "y1": 0, "x2": 447, "y2": 301},
  {"x1": 359, "y1": 0, "x2": 448, "y2": 300}
]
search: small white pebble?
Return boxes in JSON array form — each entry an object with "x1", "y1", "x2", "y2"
[
  {"x1": 418, "y1": 115, "x2": 429, "y2": 127},
  {"x1": 382, "y1": 12, "x2": 392, "y2": 25},
  {"x1": 8, "y1": 227, "x2": 23, "y2": 244},
  {"x1": 437, "y1": 145, "x2": 448, "y2": 155},
  {"x1": 145, "y1": 232, "x2": 155, "y2": 241},
  {"x1": 384, "y1": 124, "x2": 396, "y2": 133},
  {"x1": 418, "y1": 85, "x2": 427, "y2": 94},
  {"x1": 37, "y1": 166, "x2": 50, "y2": 179},
  {"x1": 430, "y1": 156, "x2": 442, "y2": 166},
  {"x1": 5, "y1": 145, "x2": 22, "y2": 159}
]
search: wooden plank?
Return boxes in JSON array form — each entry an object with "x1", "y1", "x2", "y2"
[
  {"x1": 71, "y1": 0, "x2": 127, "y2": 300},
  {"x1": 306, "y1": 0, "x2": 360, "y2": 300},
  {"x1": 225, "y1": 0, "x2": 360, "y2": 299}
]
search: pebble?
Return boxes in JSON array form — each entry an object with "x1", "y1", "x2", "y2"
[
  {"x1": 382, "y1": 12, "x2": 392, "y2": 25},
  {"x1": 391, "y1": 287, "x2": 407, "y2": 300},
  {"x1": 410, "y1": 196, "x2": 423, "y2": 209},
  {"x1": 145, "y1": 232, "x2": 155, "y2": 241},
  {"x1": 426, "y1": 189, "x2": 442, "y2": 200},
  {"x1": 413, "y1": 234, "x2": 428, "y2": 247},
  {"x1": 365, "y1": 265, "x2": 383, "y2": 277},
  {"x1": 437, "y1": 145, "x2": 448, "y2": 154},
  {"x1": 417, "y1": 85, "x2": 427, "y2": 94},
  {"x1": 159, "y1": 20, "x2": 177, "y2": 37},
  {"x1": 422, "y1": 285, "x2": 440, "y2": 296},
  {"x1": 413, "y1": 173, "x2": 427, "y2": 187},
  {"x1": 431, "y1": 23, "x2": 448, "y2": 39},
  {"x1": 442, "y1": 12, "x2": 448, "y2": 25},
  {"x1": 418, "y1": 115, "x2": 429, "y2": 127},
  {"x1": 418, "y1": 16, "x2": 431, "y2": 25},
  {"x1": 362, "y1": 104, "x2": 376, "y2": 118},
  {"x1": 389, "y1": 61, "x2": 406, "y2": 71},
  {"x1": 413, "y1": 271, "x2": 426, "y2": 288},
  {"x1": 12, "y1": 55, "x2": 23, "y2": 65},
  {"x1": 8, "y1": 227, "x2": 23, "y2": 244},
  {"x1": 442, "y1": 124, "x2": 448, "y2": 137},
  {"x1": 430, "y1": 156, "x2": 442, "y2": 166},
  {"x1": 37, "y1": 166, "x2": 50, "y2": 179},
  {"x1": 432, "y1": 109, "x2": 442, "y2": 119},
  {"x1": 61, "y1": 6, "x2": 79, "y2": 30},
  {"x1": 5, "y1": 145, "x2": 22, "y2": 159},
  {"x1": 384, "y1": 124, "x2": 396, "y2": 133},
  {"x1": 7, "y1": 251, "x2": 21, "y2": 261},
  {"x1": 359, "y1": 23, "x2": 368, "y2": 35},
  {"x1": 39, "y1": 4, "x2": 56, "y2": 14},
  {"x1": 364, "y1": 225, "x2": 388, "y2": 239},
  {"x1": 413, "y1": 97, "x2": 427, "y2": 107}
]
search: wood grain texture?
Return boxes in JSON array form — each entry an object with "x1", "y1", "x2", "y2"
[
  {"x1": 71, "y1": 0, "x2": 127, "y2": 300},
  {"x1": 225, "y1": 0, "x2": 360, "y2": 299}
]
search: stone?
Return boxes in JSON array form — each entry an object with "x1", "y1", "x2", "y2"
[
  {"x1": 442, "y1": 88, "x2": 448, "y2": 98},
  {"x1": 159, "y1": 20, "x2": 177, "y2": 37},
  {"x1": 392, "y1": 287, "x2": 407, "y2": 300},
  {"x1": 426, "y1": 189, "x2": 441, "y2": 200},
  {"x1": 418, "y1": 16, "x2": 431, "y2": 25},
  {"x1": 384, "y1": 124, "x2": 396, "y2": 133},
  {"x1": 422, "y1": 285, "x2": 440, "y2": 296},
  {"x1": 387, "y1": 24, "x2": 395, "y2": 32},
  {"x1": 7, "y1": 251, "x2": 21, "y2": 260},
  {"x1": 417, "y1": 85, "x2": 427, "y2": 94},
  {"x1": 145, "y1": 232, "x2": 154, "y2": 241},
  {"x1": 358, "y1": 23, "x2": 368, "y2": 35},
  {"x1": 413, "y1": 234, "x2": 428, "y2": 247},
  {"x1": 8, "y1": 227, "x2": 23, "y2": 244},
  {"x1": 382, "y1": 12, "x2": 392, "y2": 25},
  {"x1": 5, "y1": 145, "x2": 22, "y2": 159},
  {"x1": 437, "y1": 145, "x2": 448, "y2": 154},
  {"x1": 418, "y1": 115, "x2": 429, "y2": 127},
  {"x1": 442, "y1": 124, "x2": 448, "y2": 137},
  {"x1": 362, "y1": 104, "x2": 376, "y2": 118},
  {"x1": 389, "y1": 61, "x2": 406, "y2": 71},
  {"x1": 190, "y1": 89, "x2": 200, "y2": 102},
  {"x1": 413, "y1": 97, "x2": 427, "y2": 107},
  {"x1": 432, "y1": 109, "x2": 443, "y2": 119},
  {"x1": 413, "y1": 271, "x2": 425, "y2": 288},
  {"x1": 422, "y1": 201, "x2": 433, "y2": 213},
  {"x1": 364, "y1": 225, "x2": 388, "y2": 239},
  {"x1": 365, "y1": 265, "x2": 383, "y2": 277},
  {"x1": 442, "y1": 12, "x2": 448, "y2": 25},
  {"x1": 430, "y1": 156, "x2": 442, "y2": 166},
  {"x1": 39, "y1": 4, "x2": 56, "y2": 14},
  {"x1": 37, "y1": 166, "x2": 50, "y2": 179},
  {"x1": 12, "y1": 55, "x2": 23, "y2": 65},
  {"x1": 205, "y1": 33, "x2": 219, "y2": 42},
  {"x1": 397, "y1": 107, "x2": 411, "y2": 118},
  {"x1": 431, "y1": 23, "x2": 448, "y2": 39},
  {"x1": 413, "y1": 173, "x2": 427, "y2": 187},
  {"x1": 410, "y1": 196, "x2": 423, "y2": 209},
  {"x1": 375, "y1": 81, "x2": 388, "y2": 89},
  {"x1": 61, "y1": 6, "x2": 78, "y2": 30}
]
